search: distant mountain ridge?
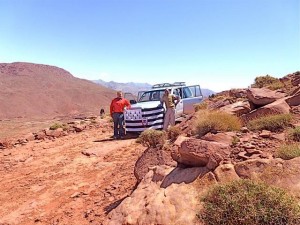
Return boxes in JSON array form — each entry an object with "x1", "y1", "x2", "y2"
[
  {"x1": 93, "y1": 79, "x2": 215, "y2": 97},
  {"x1": 0, "y1": 62, "x2": 115, "y2": 119},
  {"x1": 92, "y1": 79, "x2": 152, "y2": 95}
]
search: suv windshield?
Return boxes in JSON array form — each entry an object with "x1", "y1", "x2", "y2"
[{"x1": 138, "y1": 90, "x2": 166, "y2": 102}]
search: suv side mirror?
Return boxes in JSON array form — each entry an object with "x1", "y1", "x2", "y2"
[{"x1": 130, "y1": 100, "x2": 137, "y2": 104}]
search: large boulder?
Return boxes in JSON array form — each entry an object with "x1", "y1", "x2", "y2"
[
  {"x1": 134, "y1": 147, "x2": 176, "y2": 183},
  {"x1": 285, "y1": 92, "x2": 300, "y2": 106},
  {"x1": 219, "y1": 101, "x2": 251, "y2": 116},
  {"x1": 171, "y1": 136, "x2": 231, "y2": 170},
  {"x1": 246, "y1": 88, "x2": 286, "y2": 106},
  {"x1": 235, "y1": 157, "x2": 300, "y2": 197},
  {"x1": 290, "y1": 86, "x2": 300, "y2": 96},
  {"x1": 105, "y1": 166, "x2": 205, "y2": 225},
  {"x1": 241, "y1": 98, "x2": 290, "y2": 121},
  {"x1": 291, "y1": 71, "x2": 300, "y2": 86}
]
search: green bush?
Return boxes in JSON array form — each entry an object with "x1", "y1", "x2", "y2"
[
  {"x1": 167, "y1": 126, "x2": 182, "y2": 142},
  {"x1": 50, "y1": 123, "x2": 68, "y2": 131},
  {"x1": 136, "y1": 129, "x2": 166, "y2": 148},
  {"x1": 275, "y1": 143, "x2": 300, "y2": 160},
  {"x1": 247, "y1": 114, "x2": 292, "y2": 132},
  {"x1": 252, "y1": 75, "x2": 284, "y2": 90},
  {"x1": 194, "y1": 110, "x2": 242, "y2": 137},
  {"x1": 199, "y1": 179, "x2": 300, "y2": 225},
  {"x1": 288, "y1": 127, "x2": 300, "y2": 142}
]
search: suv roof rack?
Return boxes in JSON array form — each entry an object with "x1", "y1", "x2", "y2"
[{"x1": 152, "y1": 82, "x2": 186, "y2": 89}]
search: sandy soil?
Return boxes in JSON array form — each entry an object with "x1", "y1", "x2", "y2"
[
  {"x1": 0, "y1": 126, "x2": 144, "y2": 225},
  {"x1": 0, "y1": 118, "x2": 60, "y2": 139}
]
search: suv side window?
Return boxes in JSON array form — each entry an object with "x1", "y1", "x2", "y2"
[
  {"x1": 173, "y1": 88, "x2": 182, "y2": 98},
  {"x1": 183, "y1": 87, "x2": 193, "y2": 98}
]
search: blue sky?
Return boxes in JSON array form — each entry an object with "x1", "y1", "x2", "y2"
[{"x1": 0, "y1": 0, "x2": 299, "y2": 91}]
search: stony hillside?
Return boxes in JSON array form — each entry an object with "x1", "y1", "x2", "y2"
[
  {"x1": 0, "y1": 62, "x2": 116, "y2": 119},
  {"x1": 106, "y1": 72, "x2": 300, "y2": 225}
]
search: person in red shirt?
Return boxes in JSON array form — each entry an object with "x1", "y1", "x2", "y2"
[{"x1": 110, "y1": 91, "x2": 131, "y2": 139}]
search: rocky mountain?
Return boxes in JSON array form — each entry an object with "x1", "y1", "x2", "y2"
[
  {"x1": 92, "y1": 79, "x2": 152, "y2": 96},
  {"x1": 0, "y1": 62, "x2": 115, "y2": 119},
  {"x1": 93, "y1": 79, "x2": 215, "y2": 97},
  {"x1": 201, "y1": 88, "x2": 215, "y2": 97}
]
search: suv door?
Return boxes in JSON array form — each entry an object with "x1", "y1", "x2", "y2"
[
  {"x1": 172, "y1": 88, "x2": 183, "y2": 118},
  {"x1": 182, "y1": 85, "x2": 203, "y2": 114}
]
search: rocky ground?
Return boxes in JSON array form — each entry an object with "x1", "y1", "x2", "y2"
[
  {"x1": 0, "y1": 122, "x2": 145, "y2": 225},
  {"x1": 1, "y1": 72, "x2": 299, "y2": 225}
]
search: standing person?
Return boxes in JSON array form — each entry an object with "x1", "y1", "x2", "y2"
[
  {"x1": 110, "y1": 91, "x2": 131, "y2": 139},
  {"x1": 160, "y1": 89, "x2": 180, "y2": 131}
]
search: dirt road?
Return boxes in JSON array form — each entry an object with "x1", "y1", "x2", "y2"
[{"x1": 0, "y1": 127, "x2": 144, "y2": 225}]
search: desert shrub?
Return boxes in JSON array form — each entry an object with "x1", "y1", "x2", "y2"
[
  {"x1": 287, "y1": 126, "x2": 300, "y2": 142},
  {"x1": 268, "y1": 81, "x2": 285, "y2": 90},
  {"x1": 231, "y1": 136, "x2": 240, "y2": 146},
  {"x1": 247, "y1": 114, "x2": 292, "y2": 132},
  {"x1": 252, "y1": 75, "x2": 284, "y2": 90},
  {"x1": 136, "y1": 129, "x2": 166, "y2": 148},
  {"x1": 194, "y1": 102, "x2": 208, "y2": 111},
  {"x1": 194, "y1": 110, "x2": 241, "y2": 137},
  {"x1": 199, "y1": 179, "x2": 300, "y2": 225},
  {"x1": 50, "y1": 123, "x2": 68, "y2": 131},
  {"x1": 167, "y1": 126, "x2": 182, "y2": 142},
  {"x1": 275, "y1": 143, "x2": 300, "y2": 160}
]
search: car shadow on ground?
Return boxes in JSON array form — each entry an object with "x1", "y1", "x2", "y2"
[{"x1": 93, "y1": 133, "x2": 140, "y2": 142}]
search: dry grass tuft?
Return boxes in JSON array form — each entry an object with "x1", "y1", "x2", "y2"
[
  {"x1": 49, "y1": 123, "x2": 68, "y2": 131},
  {"x1": 275, "y1": 143, "x2": 300, "y2": 160},
  {"x1": 167, "y1": 126, "x2": 182, "y2": 142},
  {"x1": 194, "y1": 102, "x2": 208, "y2": 111},
  {"x1": 193, "y1": 110, "x2": 242, "y2": 137},
  {"x1": 287, "y1": 126, "x2": 300, "y2": 142},
  {"x1": 199, "y1": 179, "x2": 300, "y2": 225},
  {"x1": 136, "y1": 129, "x2": 166, "y2": 148},
  {"x1": 247, "y1": 114, "x2": 292, "y2": 132}
]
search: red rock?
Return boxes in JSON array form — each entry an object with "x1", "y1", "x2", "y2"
[
  {"x1": 172, "y1": 137, "x2": 231, "y2": 169},
  {"x1": 259, "y1": 130, "x2": 271, "y2": 138},
  {"x1": 24, "y1": 133, "x2": 35, "y2": 141},
  {"x1": 246, "y1": 88, "x2": 286, "y2": 106},
  {"x1": 285, "y1": 92, "x2": 300, "y2": 106},
  {"x1": 242, "y1": 98, "x2": 290, "y2": 121},
  {"x1": 201, "y1": 132, "x2": 236, "y2": 145},
  {"x1": 219, "y1": 101, "x2": 251, "y2": 116}
]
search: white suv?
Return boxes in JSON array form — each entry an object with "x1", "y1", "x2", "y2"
[{"x1": 124, "y1": 82, "x2": 203, "y2": 132}]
